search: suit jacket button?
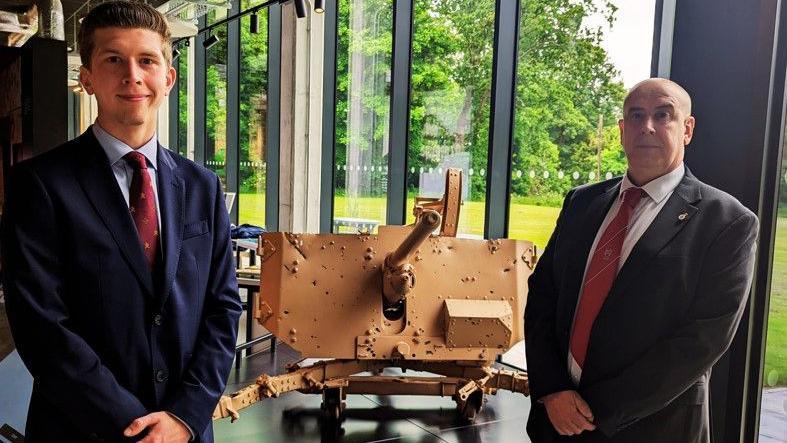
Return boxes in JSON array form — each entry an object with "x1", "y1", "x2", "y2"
[
  {"x1": 155, "y1": 369, "x2": 169, "y2": 383},
  {"x1": 153, "y1": 314, "x2": 163, "y2": 326}
]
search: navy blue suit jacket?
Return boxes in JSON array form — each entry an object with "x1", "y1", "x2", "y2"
[{"x1": 2, "y1": 128, "x2": 242, "y2": 442}]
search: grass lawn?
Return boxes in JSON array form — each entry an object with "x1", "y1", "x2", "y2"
[
  {"x1": 240, "y1": 194, "x2": 560, "y2": 250},
  {"x1": 764, "y1": 218, "x2": 787, "y2": 387},
  {"x1": 238, "y1": 192, "x2": 787, "y2": 387}
]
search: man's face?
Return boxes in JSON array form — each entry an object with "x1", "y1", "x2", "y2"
[
  {"x1": 79, "y1": 27, "x2": 175, "y2": 131},
  {"x1": 618, "y1": 82, "x2": 695, "y2": 184}
]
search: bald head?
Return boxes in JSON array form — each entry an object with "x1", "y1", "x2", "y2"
[
  {"x1": 624, "y1": 78, "x2": 692, "y2": 116},
  {"x1": 618, "y1": 77, "x2": 696, "y2": 186}
]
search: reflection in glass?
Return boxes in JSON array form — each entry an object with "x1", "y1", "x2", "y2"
[
  {"x1": 758, "y1": 133, "x2": 787, "y2": 440},
  {"x1": 405, "y1": 0, "x2": 494, "y2": 237},
  {"x1": 241, "y1": 0, "x2": 270, "y2": 8},
  {"x1": 176, "y1": 43, "x2": 190, "y2": 158},
  {"x1": 507, "y1": 1, "x2": 632, "y2": 252},
  {"x1": 332, "y1": 0, "x2": 393, "y2": 233},
  {"x1": 501, "y1": 1, "x2": 648, "y2": 370},
  {"x1": 205, "y1": 18, "x2": 228, "y2": 189},
  {"x1": 206, "y1": 4, "x2": 229, "y2": 25},
  {"x1": 238, "y1": 11, "x2": 269, "y2": 228}
]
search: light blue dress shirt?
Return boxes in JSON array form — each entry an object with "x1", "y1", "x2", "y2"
[
  {"x1": 91, "y1": 123, "x2": 195, "y2": 440},
  {"x1": 92, "y1": 124, "x2": 162, "y2": 234}
]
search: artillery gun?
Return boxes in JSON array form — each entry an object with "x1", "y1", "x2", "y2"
[{"x1": 214, "y1": 169, "x2": 536, "y2": 424}]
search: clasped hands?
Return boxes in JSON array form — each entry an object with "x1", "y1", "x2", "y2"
[
  {"x1": 123, "y1": 412, "x2": 190, "y2": 443},
  {"x1": 541, "y1": 390, "x2": 596, "y2": 436}
]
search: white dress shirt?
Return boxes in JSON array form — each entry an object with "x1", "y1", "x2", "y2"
[{"x1": 568, "y1": 163, "x2": 686, "y2": 385}]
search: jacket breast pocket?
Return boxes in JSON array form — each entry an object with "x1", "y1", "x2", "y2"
[{"x1": 183, "y1": 219, "x2": 209, "y2": 240}]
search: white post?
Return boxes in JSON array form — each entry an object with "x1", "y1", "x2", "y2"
[
  {"x1": 279, "y1": 4, "x2": 325, "y2": 233},
  {"x1": 306, "y1": 9, "x2": 325, "y2": 233}
]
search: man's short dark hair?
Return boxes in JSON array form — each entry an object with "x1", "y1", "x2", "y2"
[{"x1": 77, "y1": 0, "x2": 172, "y2": 68}]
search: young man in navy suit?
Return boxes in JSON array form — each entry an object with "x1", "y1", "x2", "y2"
[
  {"x1": 525, "y1": 78, "x2": 758, "y2": 442},
  {"x1": 1, "y1": 2, "x2": 241, "y2": 442}
]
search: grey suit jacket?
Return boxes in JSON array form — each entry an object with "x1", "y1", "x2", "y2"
[{"x1": 524, "y1": 167, "x2": 758, "y2": 443}]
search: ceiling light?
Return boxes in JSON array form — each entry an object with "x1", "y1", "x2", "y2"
[
  {"x1": 203, "y1": 34, "x2": 219, "y2": 49},
  {"x1": 250, "y1": 11, "x2": 259, "y2": 34},
  {"x1": 293, "y1": 0, "x2": 307, "y2": 18}
]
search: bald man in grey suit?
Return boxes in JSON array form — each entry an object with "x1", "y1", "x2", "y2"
[{"x1": 525, "y1": 78, "x2": 758, "y2": 442}]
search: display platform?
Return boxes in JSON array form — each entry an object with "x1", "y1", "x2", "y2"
[{"x1": 215, "y1": 344, "x2": 531, "y2": 443}]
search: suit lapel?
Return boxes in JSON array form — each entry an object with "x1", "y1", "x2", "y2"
[
  {"x1": 156, "y1": 146, "x2": 184, "y2": 308},
  {"x1": 557, "y1": 181, "x2": 620, "y2": 334},
  {"x1": 75, "y1": 129, "x2": 155, "y2": 297},
  {"x1": 607, "y1": 170, "x2": 702, "y2": 301},
  {"x1": 579, "y1": 171, "x2": 701, "y2": 384}
]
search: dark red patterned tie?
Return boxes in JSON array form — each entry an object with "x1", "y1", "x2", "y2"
[
  {"x1": 570, "y1": 187, "x2": 646, "y2": 368},
  {"x1": 125, "y1": 151, "x2": 159, "y2": 270}
]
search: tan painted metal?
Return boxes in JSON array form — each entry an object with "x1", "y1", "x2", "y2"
[
  {"x1": 214, "y1": 169, "x2": 536, "y2": 423},
  {"x1": 444, "y1": 299, "x2": 513, "y2": 349},
  {"x1": 382, "y1": 210, "x2": 441, "y2": 305},
  {"x1": 213, "y1": 359, "x2": 529, "y2": 422},
  {"x1": 413, "y1": 168, "x2": 463, "y2": 237}
]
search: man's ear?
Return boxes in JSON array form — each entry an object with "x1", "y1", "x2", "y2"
[
  {"x1": 164, "y1": 65, "x2": 176, "y2": 96},
  {"x1": 79, "y1": 66, "x2": 94, "y2": 95},
  {"x1": 683, "y1": 115, "x2": 696, "y2": 146},
  {"x1": 618, "y1": 118, "x2": 625, "y2": 144}
]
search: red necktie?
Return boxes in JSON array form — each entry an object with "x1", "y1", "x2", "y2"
[
  {"x1": 570, "y1": 187, "x2": 646, "y2": 368},
  {"x1": 125, "y1": 151, "x2": 159, "y2": 270}
]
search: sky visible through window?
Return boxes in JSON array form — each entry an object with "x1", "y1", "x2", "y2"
[{"x1": 586, "y1": 0, "x2": 656, "y2": 88}]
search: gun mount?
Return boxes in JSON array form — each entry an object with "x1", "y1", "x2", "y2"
[
  {"x1": 382, "y1": 209, "x2": 441, "y2": 307},
  {"x1": 213, "y1": 169, "x2": 536, "y2": 424}
]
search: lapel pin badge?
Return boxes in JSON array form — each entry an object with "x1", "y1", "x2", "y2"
[{"x1": 678, "y1": 212, "x2": 688, "y2": 221}]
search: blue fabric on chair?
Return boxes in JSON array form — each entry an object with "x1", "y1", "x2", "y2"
[{"x1": 231, "y1": 224, "x2": 266, "y2": 239}]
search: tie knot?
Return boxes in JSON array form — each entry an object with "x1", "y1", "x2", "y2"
[
  {"x1": 124, "y1": 151, "x2": 148, "y2": 170},
  {"x1": 622, "y1": 187, "x2": 645, "y2": 208}
]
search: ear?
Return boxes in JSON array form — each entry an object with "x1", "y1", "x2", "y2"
[
  {"x1": 164, "y1": 65, "x2": 176, "y2": 96},
  {"x1": 79, "y1": 66, "x2": 94, "y2": 95},
  {"x1": 618, "y1": 118, "x2": 625, "y2": 144},
  {"x1": 683, "y1": 115, "x2": 696, "y2": 146}
]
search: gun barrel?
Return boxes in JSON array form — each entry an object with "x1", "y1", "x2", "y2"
[{"x1": 386, "y1": 210, "x2": 441, "y2": 268}]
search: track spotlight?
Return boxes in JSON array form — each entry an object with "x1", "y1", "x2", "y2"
[
  {"x1": 173, "y1": 48, "x2": 181, "y2": 60},
  {"x1": 293, "y1": 0, "x2": 307, "y2": 18},
  {"x1": 203, "y1": 34, "x2": 220, "y2": 49},
  {"x1": 314, "y1": 0, "x2": 324, "y2": 13},
  {"x1": 250, "y1": 11, "x2": 259, "y2": 34}
]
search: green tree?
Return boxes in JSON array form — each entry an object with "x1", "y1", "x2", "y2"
[
  {"x1": 513, "y1": 0, "x2": 626, "y2": 200},
  {"x1": 330, "y1": 0, "x2": 628, "y2": 203},
  {"x1": 334, "y1": 0, "x2": 394, "y2": 197},
  {"x1": 239, "y1": 13, "x2": 269, "y2": 193},
  {"x1": 205, "y1": 21, "x2": 229, "y2": 183},
  {"x1": 177, "y1": 51, "x2": 189, "y2": 156}
]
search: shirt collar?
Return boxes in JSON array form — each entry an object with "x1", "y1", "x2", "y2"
[
  {"x1": 92, "y1": 123, "x2": 158, "y2": 170},
  {"x1": 619, "y1": 163, "x2": 685, "y2": 204}
]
